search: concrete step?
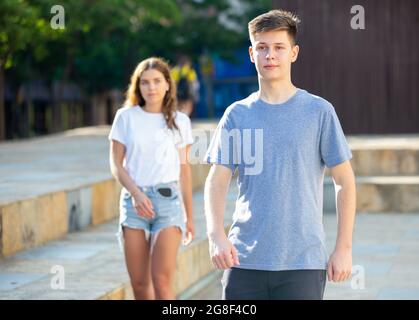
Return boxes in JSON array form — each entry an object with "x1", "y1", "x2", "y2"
[
  {"x1": 350, "y1": 149, "x2": 419, "y2": 176},
  {"x1": 325, "y1": 135, "x2": 419, "y2": 176},
  {"x1": 346, "y1": 134, "x2": 419, "y2": 176},
  {"x1": 324, "y1": 176, "x2": 419, "y2": 213},
  {"x1": 0, "y1": 218, "x2": 129, "y2": 299}
]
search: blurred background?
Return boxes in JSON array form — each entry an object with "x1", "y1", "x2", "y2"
[
  {"x1": 0, "y1": 0, "x2": 271, "y2": 140},
  {"x1": 0, "y1": 0, "x2": 418, "y2": 141},
  {"x1": 0, "y1": 0, "x2": 419, "y2": 301}
]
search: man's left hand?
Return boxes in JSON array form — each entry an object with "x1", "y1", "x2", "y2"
[{"x1": 327, "y1": 248, "x2": 352, "y2": 282}]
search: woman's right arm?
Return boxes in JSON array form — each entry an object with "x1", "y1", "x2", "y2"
[{"x1": 110, "y1": 140, "x2": 155, "y2": 219}]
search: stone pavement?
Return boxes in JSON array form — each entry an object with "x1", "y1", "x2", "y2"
[
  {"x1": 0, "y1": 218, "x2": 127, "y2": 299},
  {"x1": 0, "y1": 126, "x2": 112, "y2": 206}
]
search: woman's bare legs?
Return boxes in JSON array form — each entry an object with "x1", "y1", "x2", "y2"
[
  {"x1": 151, "y1": 226, "x2": 182, "y2": 299},
  {"x1": 123, "y1": 227, "x2": 155, "y2": 300}
]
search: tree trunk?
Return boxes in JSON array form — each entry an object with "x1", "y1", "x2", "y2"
[
  {"x1": 51, "y1": 81, "x2": 62, "y2": 133},
  {"x1": 0, "y1": 65, "x2": 5, "y2": 140},
  {"x1": 52, "y1": 56, "x2": 73, "y2": 133}
]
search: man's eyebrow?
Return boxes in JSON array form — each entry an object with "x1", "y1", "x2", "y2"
[{"x1": 255, "y1": 42, "x2": 286, "y2": 45}]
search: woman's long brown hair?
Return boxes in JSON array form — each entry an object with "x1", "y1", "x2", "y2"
[{"x1": 124, "y1": 57, "x2": 179, "y2": 132}]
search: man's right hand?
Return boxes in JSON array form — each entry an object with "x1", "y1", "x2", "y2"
[
  {"x1": 131, "y1": 190, "x2": 155, "y2": 219},
  {"x1": 208, "y1": 233, "x2": 240, "y2": 269}
]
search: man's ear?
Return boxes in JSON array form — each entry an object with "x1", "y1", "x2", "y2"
[
  {"x1": 249, "y1": 46, "x2": 255, "y2": 63},
  {"x1": 291, "y1": 44, "x2": 300, "y2": 63}
]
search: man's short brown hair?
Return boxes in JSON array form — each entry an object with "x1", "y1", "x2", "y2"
[{"x1": 248, "y1": 9, "x2": 301, "y2": 45}]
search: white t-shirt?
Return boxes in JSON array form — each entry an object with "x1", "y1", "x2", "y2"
[{"x1": 108, "y1": 105, "x2": 194, "y2": 187}]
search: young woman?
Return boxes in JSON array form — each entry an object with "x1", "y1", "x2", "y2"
[{"x1": 109, "y1": 57, "x2": 195, "y2": 300}]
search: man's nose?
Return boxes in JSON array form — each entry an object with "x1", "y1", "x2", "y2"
[{"x1": 265, "y1": 48, "x2": 275, "y2": 59}]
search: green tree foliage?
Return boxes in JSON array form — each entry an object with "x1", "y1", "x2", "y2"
[{"x1": 4, "y1": 0, "x2": 272, "y2": 93}]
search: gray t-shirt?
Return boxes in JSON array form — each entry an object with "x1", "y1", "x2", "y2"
[{"x1": 205, "y1": 89, "x2": 352, "y2": 271}]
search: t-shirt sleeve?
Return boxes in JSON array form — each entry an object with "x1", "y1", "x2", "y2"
[
  {"x1": 108, "y1": 109, "x2": 127, "y2": 146},
  {"x1": 178, "y1": 115, "x2": 194, "y2": 148},
  {"x1": 320, "y1": 106, "x2": 353, "y2": 168},
  {"x1": 204, "y1": 108, "x2": 238, "y2": 173}
]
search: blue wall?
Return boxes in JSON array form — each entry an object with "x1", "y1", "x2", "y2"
[{"x1": 194, "y1": 47, "x2": 258, "y2": 119}]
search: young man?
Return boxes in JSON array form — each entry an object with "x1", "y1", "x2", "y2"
[{"x1": 204, "y1": 9, "x2": 356, "y2": 300}]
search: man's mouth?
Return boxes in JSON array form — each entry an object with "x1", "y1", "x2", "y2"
[{"x1": 264, "y1": 65, "x2": 279, "y2": 69}]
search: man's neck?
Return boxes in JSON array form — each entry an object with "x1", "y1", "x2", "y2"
[{"x1": 258, "y1": 78, "x2": 297, "y2": 104}]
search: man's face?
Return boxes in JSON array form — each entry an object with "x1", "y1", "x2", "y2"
[{"x1": 249, "y1": 30, "x2": 299, "y2": 81}]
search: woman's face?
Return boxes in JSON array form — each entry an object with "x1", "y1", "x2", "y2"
[{"x1": 139, "y1": 68, "x2": 170, "y2": 106}]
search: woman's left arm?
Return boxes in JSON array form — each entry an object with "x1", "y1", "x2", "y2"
[{"x1": 179, "y1": 144, "x2": 195, "y2": 245}]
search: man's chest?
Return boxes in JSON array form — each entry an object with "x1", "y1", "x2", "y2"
[{"x1": 238, "y1": 112, "x2": 321, "y2": 154}]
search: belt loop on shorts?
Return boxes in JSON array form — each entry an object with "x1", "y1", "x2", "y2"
[{"x1": 140, "y1": 185, "x2": 151, "y2": 193}]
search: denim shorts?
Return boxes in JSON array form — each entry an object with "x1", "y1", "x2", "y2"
[{"x1": 116, "y1": 181, "x2": 186, "y2": 250}]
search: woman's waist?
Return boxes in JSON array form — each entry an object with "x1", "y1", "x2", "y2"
[{"x1": 121, "y1": 180, "x2": 179, "y2": 195}]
